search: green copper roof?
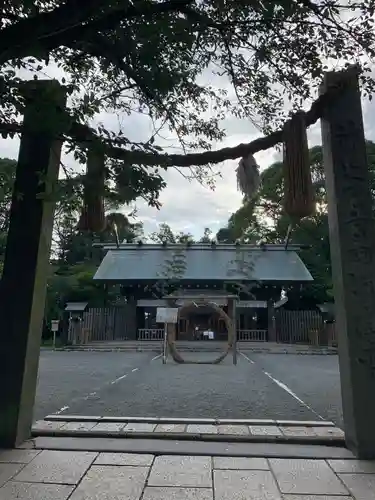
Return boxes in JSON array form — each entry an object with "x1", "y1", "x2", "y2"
[{"x1": 93, "y1": 244, "x2": 313, "y2": 283}]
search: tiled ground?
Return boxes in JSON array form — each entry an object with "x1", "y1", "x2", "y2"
[
  {"x1": 32, "y1": 418, "x2": 345, "y2": 440},
  {"x1": 1, "y1": 448, "x2": 375, "y2": 499}
]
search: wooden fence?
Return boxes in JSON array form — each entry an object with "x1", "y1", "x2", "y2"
[
  {"x1": 66, "y1": 306, "x2": 335, "y2": 346},
  {"x1": 326, "y1": 322, "x2": 337, "y2": 347},
  {"x1": 275, "y1": 309, "x2": 324, "y2": 345},
  {"x1": 237, "y1": 329, "x2": 267, "y2": 342},
  {"x1": 68, "y1": 306, "x2": 136, "y2": 344},
  {"x1": 138, "y1": 328, "x2": 164, "y2": 340}
]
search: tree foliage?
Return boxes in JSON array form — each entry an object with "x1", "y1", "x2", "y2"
[
  {"x1": 2, "y1": 0, "x2": 375, "y2": 331},
  {"x1": 0, "y1": 158, "x2": 214, "y2": 332},
  {"x1": 217, "y1": 141, "x2": 375, "y2": 304},
  {"x1": 0, "y1": 157, "x2": 15, "y2": 262},
  {"x1": 0, "y1": 155, "x2": 213, "y2": 336},
  {"x1": 0, "y1": 156, "x2": 143, "y2": 333},
  {"x1": 1, "y1": 1, "x2": 375, "y2": 207},
  {"x1": 149, "y1": 222, "x2": 210, "y2": 244}
]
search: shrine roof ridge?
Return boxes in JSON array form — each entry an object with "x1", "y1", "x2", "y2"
[
  {"x1": 93, "y1": 242, "x2": 309, "y2": 252},
  {"x1": 93, "y1": 242, "x2": 313, "y2": 283}
]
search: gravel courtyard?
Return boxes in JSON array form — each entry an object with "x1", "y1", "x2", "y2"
[{"x1": 34, "y1": 350, "x2": 343, "y2": 426}]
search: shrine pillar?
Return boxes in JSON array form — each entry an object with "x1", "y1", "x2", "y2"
[
  {"x1": 0, "y1": 80, "x2": 66, "y2": 447},
  {"x1": 320, "y1": 66, "x2": 375, "y2": 458}
]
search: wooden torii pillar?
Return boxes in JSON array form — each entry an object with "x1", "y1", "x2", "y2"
[
  {"x1": 320, "y1": 66, "x2": 375, "y2": 458},
  {"x1": 227, "y1": 297, "x2": 237, "y2": 365},
  {"x1": 0, "y1": 80, "x2": 66, "y2": 447}
]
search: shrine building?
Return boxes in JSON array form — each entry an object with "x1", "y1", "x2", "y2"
[{"x1": 93, "y1": 242, "x2": 313, "y2": 341}]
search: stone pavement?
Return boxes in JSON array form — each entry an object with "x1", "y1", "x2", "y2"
[
  {"x1": 32, "y1": 417, "x2": 345, "y2": 445},
  {"x1": 1, "y1": 447, "x2": 375, "y2": 499}
]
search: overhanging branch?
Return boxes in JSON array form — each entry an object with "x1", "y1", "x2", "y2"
[
  {"x1": 0, "y1": 0, "x2": 195, "y2": 64},
  {"x1": 67, "y1": 82, "x2": 326, "y2": 167},
  {"x1": 0, "y1": 87, "x2": 333, "y2": 167},
  {"x1": 0, "y1": 65, "x2": 358, "y2": 169}
]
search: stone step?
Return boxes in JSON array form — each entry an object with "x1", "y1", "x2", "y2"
[
  {"x1": 24, "y1": 435, "x2": 354, "y2": 459},
  {"x1": 63, "y1": 343, "x2": 337, "y2": 355},
  {"x1": 43, "y1": 415, "x2": 337, "y2": 427},
  {"x1": 64, "y1": 340, "x2": 337, "y2": 354},
  {"x1": 32, "y1": 416, "x2": 345, "y2": 446}
]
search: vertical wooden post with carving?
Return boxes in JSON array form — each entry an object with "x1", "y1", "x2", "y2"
[
  {"x1": 0, "y1": 80, "x2": 66, "y2": 447},
  {"x1": 320, "y1": 66, "x2": 375, "y2": 458}
]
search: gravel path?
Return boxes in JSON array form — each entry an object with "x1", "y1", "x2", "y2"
[
  {"x1": 247, "y1": 353, "x2": 343, "y2": 427},
  {"x1": 34, "y1": 350, "x2": 154, "y2": 420},
  {"x1": 34, "y1": 350, "x2": 343, "y2": 425}
]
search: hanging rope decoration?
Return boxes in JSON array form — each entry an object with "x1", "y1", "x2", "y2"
[
  {"x1": 166, "y1": 301, "x2": 234, "y2": 365},
  {"x1": 282, "y1": 112, "x2": 315, "y2": 220},
  {"x1": 236, "y1": 153, "x2": 261, "y2": 199},
  {"x1": 77, "y1": 146, "x2": 106, "y2": 233}
]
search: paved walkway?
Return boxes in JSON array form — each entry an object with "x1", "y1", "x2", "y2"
[
  {"x1": 0, "y1": 419, "x2": 372, "y2": 499},
  {"x1": 1, "y1": 447, "x2": 374, "y2": 499}
]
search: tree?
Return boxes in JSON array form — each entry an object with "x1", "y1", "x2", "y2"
[
  {"x1": 0, "y1": 1, "x2": 375, "y2": 207},
  {"x1": 150, "y1": 223, "x2": 177, "y2": 243},
  {"x1": 218, "y1": 141, "x2": 375, "y2": 303},
  {"x1": 45, "y1": 204, "x2": 143, "y2": 325},
  {"x1": 0, "y1": 157, "x2": 16, "y2": 262},
  {"x1": 57, "y1": 212, "x2": 142, "y2": 266},
  {"x1": 149, "y1": 224, "x2": 217, "y2": 244},
  {"x1": 199, "y1": 227, "x2": 212, "y2": 243},
  {"x1": 177, "y1": 231, "x2": 195, "y2": 244},
  {"x1": 0, "y1": 156, "x2": 141, "y2": 264},
  {"x1": 216, "y1": 227, "x2": 236, "y2": 243},
  {"x1": 0, "y1": 155, "x2": 143, "y2": 326},
  {"x1": 149, "y1": 223, "x2": 195, "y2": 244}
]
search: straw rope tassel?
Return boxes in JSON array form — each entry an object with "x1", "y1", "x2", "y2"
[
  {"x1": 283, "y1": 112, "x2": 315, "y2": 219},
  {"x1": 236, "y1": 153, "x2": 260, "y2": 199},
  {"x1": 77, "y1": 146, "x2": 106, "y2": 233}
]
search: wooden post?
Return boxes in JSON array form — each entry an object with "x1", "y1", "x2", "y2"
[
  {"x1": 228, "y1": 298, "x2": 237, "y2": 365},
  {"x1": 0, "y1": 80, "x2": 66, "y2": 447},
  {"x1": 267, "y1": 300, "x2": 276, "y2": 342},
  {"x1": 163, "y1": 322, "x2": 168, "y2": 364},
  {"x1": 320, "y1": 66, "x2": 375, "y2": 458},
  {"x1": 233, "y1": 300, "x2": 237, "y2": 365}
]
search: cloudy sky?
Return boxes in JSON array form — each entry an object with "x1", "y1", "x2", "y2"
[{"x1": 2, "y1": 65, "x2": 375, "y2": 240}]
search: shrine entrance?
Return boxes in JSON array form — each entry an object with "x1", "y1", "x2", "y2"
[
  {"x1": 178, "y1": 307, "x2": 227, "y2": 341},
  {"x1": 1, "y1": 66, "x2": 375, "y2": 459},
  {"x1": 173, "y1": 292, "x2": 231, "y2": 342}
]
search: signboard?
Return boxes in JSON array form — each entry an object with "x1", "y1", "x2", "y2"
[
  {"x1": 156, "y1": 307, "x2": 179, "y2": 324},
  {"x1": 51, "y1": 320, "x2": 60, "y2": 349},
  {"x1": 51, "y1": 320, "x2": 60, "y2": 332}
]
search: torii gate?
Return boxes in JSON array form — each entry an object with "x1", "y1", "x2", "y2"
[{"x1": 0, "y1": 67, "x2": 374, "y2": 458}]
